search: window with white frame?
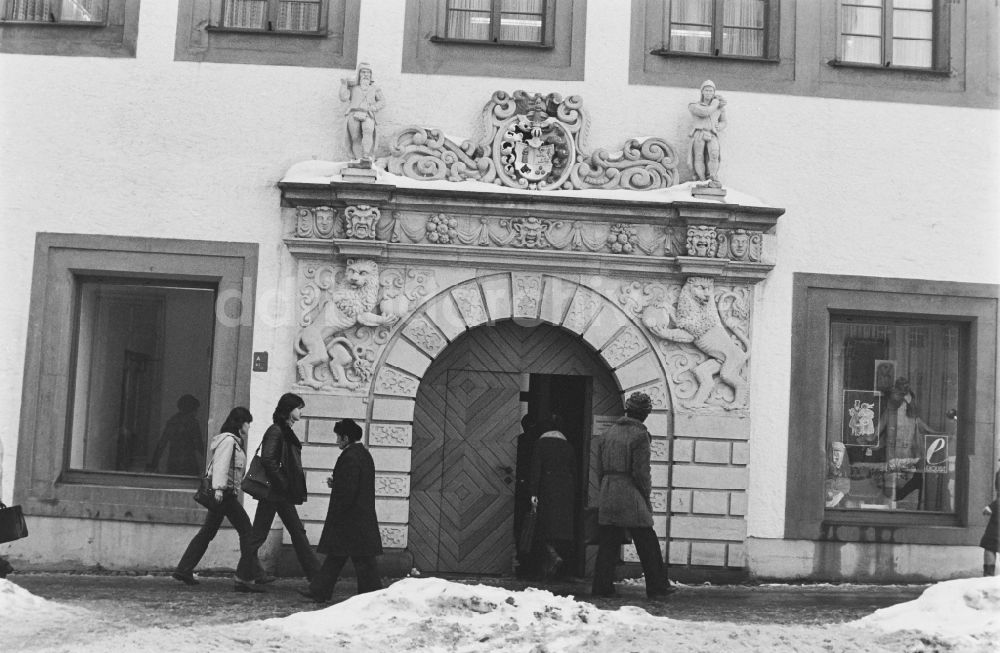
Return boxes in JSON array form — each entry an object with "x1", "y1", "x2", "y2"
[
  {"x1": 1, "y1": 0, "x2": 106, "y2": 23},
  {"x1": 666, "y1": 0, "x2": 770, "y2": 59},
  {"x1": 441, "y1": 0, "x2": 547, "y2": 45},
  {"x1": 838, "y1": 0, "x2": 936, "y2": 69},
  {"x1": 216, "y1": 0, "x2": 325, "y2": 33}
]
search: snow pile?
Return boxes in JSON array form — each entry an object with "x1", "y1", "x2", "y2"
[
  {"x1": 0, "y1": 578, "x2": 90, "y2": 642},
  {"x1": 273, "y1": 577, "x2": 685, "y2": 652},
  {"x1": 280, "y1": 160, "x2": 770, "y2": 207},
  {"x1": 854, "y1": 576, "x2": 1000, "y2": 644}
]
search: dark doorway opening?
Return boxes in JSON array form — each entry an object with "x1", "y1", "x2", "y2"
[{"x1": 516, "y1": 373, "x2": 592, "y2": 578}]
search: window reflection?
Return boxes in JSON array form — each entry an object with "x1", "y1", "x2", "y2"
[{"x1": 70, "y1": 280, "x2": 215, "y2": 475}]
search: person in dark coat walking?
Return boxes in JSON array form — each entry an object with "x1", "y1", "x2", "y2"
[
  {"x1": 301, "y1": 418, "x2": 383, "y2": 603},
  {"x1": 591, "y1": 392, "x2": 672, "y2": 599},
  {"x1": 514, "y1": 413, "x2": 538, "y2": 578},
  {"x1": 237, "y1": 393, "x2": 320, "y2": 592},
  {"x1": 529, "y1": 413, "x2": 576, "y2": 579},
  {"x1": 980, "y1": 463, "x2": 1000, "y2": 576}
]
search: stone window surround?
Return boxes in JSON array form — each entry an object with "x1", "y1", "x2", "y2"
[
  {"x1": 630, "y1": 0, "x2": 993, "y2": 109},
  {"x1": 174, "y1": 0, "x2": 360, "y2": 68},
  {"x1": 784, "y1": 272, "x2": 998, "y2": 546},
  {"x1": 0, "y1": 0, "x2": 139, "y2": 58},
  {"x1": 401, "y1": 0, "x2": 586, "y2": 81},
  {"x1": 14, "y1": 233, "x2": 258, "y2": 526}
]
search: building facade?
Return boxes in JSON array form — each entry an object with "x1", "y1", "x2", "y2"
[{"x1": 0, "y1": 0, "x2": 997, "y2": 582}]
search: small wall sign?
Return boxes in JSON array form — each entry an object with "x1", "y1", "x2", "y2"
[{"x1": 252, "y1": 352, "x2": 268, "y2": 372}]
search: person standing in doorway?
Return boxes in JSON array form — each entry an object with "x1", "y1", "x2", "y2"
[
  {"x1": 514, "y1": 413, "x2": 538, "y2": 578},
  {"x1": 237, "y1": 393, "x2": 320, "y2": 592},
  {"x1": 592, "y1": 392, "x2": 672, "y2": 599},
  {"x1": 529, "y1": 413, "x2": 576, "y2": 580},
  {"x1": 172, "y1": 407, "x2": 271, "y2": 586},
  {"x1": 301, "y1": 418, "x2": 383, "y2": 603}
]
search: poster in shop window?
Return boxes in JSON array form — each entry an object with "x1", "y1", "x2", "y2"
[{"x1": 843, "y1": 390, "x2": 882, "y2": 448}]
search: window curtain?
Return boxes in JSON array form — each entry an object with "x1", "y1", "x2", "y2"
[
  {"x1": 891, "y1": 1, "x2": 933, "y2": 68},
  {"x1": 669, "y1": 0, "x2": 712, "y2": 54},
  {"x1": 224, "y1": 0, "x2": 267, "y2": 29},
  {"x1": 840, "y1": 1, "x2": 883, "y2": 65},
  {"x1": 446, "y1": 0, "x2": 492, "y2": 41},
  {"x1": 498, "y1": 0, "x2": 543, "y2": 43},
  {"x1": 722, "y1": 0, "x2": 764, "y2": 57},
  {"x1": 6, "y1": 0, "x2": 104, "y2": 21},
  {"x1": 277, "y1": 0, "x2": 320, "y2": 31}
]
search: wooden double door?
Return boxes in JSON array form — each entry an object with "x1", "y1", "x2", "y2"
[{"x1": 410, "y1": 321, "x2": 621, "y2": 575}]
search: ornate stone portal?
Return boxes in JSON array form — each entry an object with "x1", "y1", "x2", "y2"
[{"x1": 279, "y1": 89, "x2": 783, "y2": 577}]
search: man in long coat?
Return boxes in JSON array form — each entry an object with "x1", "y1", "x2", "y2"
[
  {"x1": 301, "y1": 418, "x2": 383, "y2": 602},
  {"x1": 591, "y1": 392, "x2": 672, "y2": 599}
]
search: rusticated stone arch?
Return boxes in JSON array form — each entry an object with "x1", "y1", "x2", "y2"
[{"x1": 363, "y1": 272, "x2": 675, "y2": 568}]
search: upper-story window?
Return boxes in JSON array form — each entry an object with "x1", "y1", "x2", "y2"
[
  {"x1": 442, "y1": 0, "x2": 546, "y2": 45},
  {"x1": 837, "y1": 0, "x2": 937, "y2": 69},
  {"x1": 666, "y1": 0, "x2": 771, "y2": 59},
  {"x1": 217, "y1": 0, "x2": 324, "y2": 33},
  {"x1": 1, "y1": 0, "x2": 105, "y2": 23}
]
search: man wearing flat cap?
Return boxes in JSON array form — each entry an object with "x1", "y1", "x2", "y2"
[
  {"x1": 592, "y1": 392, "x2": 672, "y2": 599},
  {"x1": 301, "y1": 418, "x2": 383, "y2": 602}
]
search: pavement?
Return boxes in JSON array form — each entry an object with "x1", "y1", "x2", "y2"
[{"x1": 6, "y1": 571, "x2": 930, "y2": 627}]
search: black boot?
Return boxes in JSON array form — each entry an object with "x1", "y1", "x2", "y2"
[{"x1": 985, "y1": 565, "x2": 996, "y2": 577}]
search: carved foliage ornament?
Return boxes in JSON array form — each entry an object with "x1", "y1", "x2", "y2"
[{"x1": 386, "y1": 90, "x2": 678, "y2": 192}]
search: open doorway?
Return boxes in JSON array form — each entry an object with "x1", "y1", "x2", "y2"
[{"x1": 517, "y1": 373, "x2": 592, "y2": 578}]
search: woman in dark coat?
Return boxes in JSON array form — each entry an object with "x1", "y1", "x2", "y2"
[
  {"x1": 301, "y1": 418, "x2": 383, "y2": 603},
  {"x1": 529, "y1": 413, "x2": 576, "y2": 579},
  {"x1": 981, "y1": 466, "x2": 1000, "y2": 576},
  {"x1": 237, "y1": 392, "x2": 320, "y2": 592}
]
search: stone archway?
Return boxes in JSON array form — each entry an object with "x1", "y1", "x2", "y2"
[{"x1": 366, "y1": 272, "x2": 674, "y2": 574}]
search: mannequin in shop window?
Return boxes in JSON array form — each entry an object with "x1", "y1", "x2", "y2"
[
  {"x1": 878, "y1": 377, "x2": 933, "y2": 508},
  {"x1": 826, "y1": 441, "x2": 851, "y2": 508}
]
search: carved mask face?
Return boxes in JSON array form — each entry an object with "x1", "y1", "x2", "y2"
[
  {"x1": 314, "y1": 208, "x2": 335, "y2": 236},
  {"x1": 730, "y1": 232, "x2": 749, "y2": 258}
]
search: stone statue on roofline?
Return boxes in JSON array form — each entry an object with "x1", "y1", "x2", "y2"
[
  {"x1": 687, "y1": 80, "x2": 727, "y2": 193},
  {"x1": 340, "y1": 61, "x2": 384, "y2": 169}
]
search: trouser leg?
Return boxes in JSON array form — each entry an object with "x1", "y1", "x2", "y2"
[
  {"x1": 176, "y1": 509, "x2": 225, "y2": 575},
  {"x1": 592, "y1": 525, "x2": 625, "y2": 596},
  {"x1": 275, "y1": 501, "x2": 320, "y2": 580},
  {"x1": 630, "y1": 526, "x2": 667, "y2": 597},
  {"x1": 310, "y1": 554, "x2": 348, "y2": 601},
  {"x1": 237, "y1": 500, "x2": 277, "y2": 581},
  {"x1": 353, "y1": 556, "x2": 383, "y2": 594}
]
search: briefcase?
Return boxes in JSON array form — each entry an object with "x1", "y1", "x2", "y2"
[{"x1": 0, "y1": 502, "x2": 28, "y2": 544}]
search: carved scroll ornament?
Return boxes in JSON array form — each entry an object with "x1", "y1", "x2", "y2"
[{"x1": 386, "y1": 90, "x2": 678, "y2": 192}]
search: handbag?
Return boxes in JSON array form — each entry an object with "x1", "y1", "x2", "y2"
[
  {"x1": 241, "y1": 444, "x2": 270, "y2": 500},
  {"x1": 193, "y1": 477, "x2": 222, "y2": 511},
  {"x1": 0, "y1": 502, "x2": 29, "y2": 544},
  {"x1": 517, "y1": 506, "x2": 537, "y2": 555}
]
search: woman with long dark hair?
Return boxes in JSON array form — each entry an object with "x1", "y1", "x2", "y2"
[
  {"x1": 173, "y1": 406, "x2": 269, "y2": 585},
  {"x1": 236, "y1": 392, "x2": 320, "y2": 592}
]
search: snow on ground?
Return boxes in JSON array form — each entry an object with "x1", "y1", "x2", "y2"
[{"x1": 4, "y1": 576, "x2": 999, "y2": 652}]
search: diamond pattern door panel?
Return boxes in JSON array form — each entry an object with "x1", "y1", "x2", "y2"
[{"x1": 437, "y1": 369, "x2": 521, "y2": 574}]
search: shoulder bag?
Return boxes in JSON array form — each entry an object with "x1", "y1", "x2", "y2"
[{"x1": 241, "y1": 443, "x2": 270, "y2": 500}]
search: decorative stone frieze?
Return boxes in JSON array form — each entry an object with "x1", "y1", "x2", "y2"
[
  {"x1": 402, "y1": 315, "x2": 448, "y2": 357},
  {"x1": 344, "y1": 205, "x2": 379, "y2": 240},
  {"x1": 601, "y1": 326, "x2": 646, "y2": 368},
  {"x1": 386, "y1": 90, "x2": 678, "y2": 191},
  {"x1": 369, "y1": 423, "x2": 413, "y2": 447},
  {"x1": 686, "y1": 225, "x2": 718, "y2": 257},
  {"x1": 717, "y1": 228, "x2": 763, "y2": 262},
  {"x1": 374, "y1": 474, "x2": 410, "y2": 498},
  {"x1": 504, "y1": 217, "x2": 560, "y2": 249},
  {"x1": 425, "y1": 213, "x2": 458, "y2": 244},
  {"x1": 562, "y1": 287, "x2": 601, "y2": 334},
  {"x1": 452, "y1": 284, "x2": 489, "y2": 327},
  {"x1": 379, "y1": 525, "x2": 408, "y2": 548},
  {"x1": 607, "y1": 223, "x2": 639, "y2": 254},
  {"x1": 620, "y1": 278, "x2": 751, "y2": 411},
  {"x1": 374, "y1": 366, "x2": 419, "y2": 397},
  {"x1": 296, "y1": 206, "x2": 337, "y2": 239},
  {"x1": 512, "y1": 273, "x2": 543, "y2": 319},
  {"x1": 650, "y1": 438, "x2": 670, "y2": 462}
]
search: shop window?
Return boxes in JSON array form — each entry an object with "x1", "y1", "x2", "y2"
[
  {"x1": 825, "y1": 318, "x2": 960, "y2": 515},
  {"x1": 174, "y1": 0, "x2": 359, "y2": 68},
  {"x1": 402, "y1": 0, "x2": 584, "y2": 81},
  {"x1": 786, "y1": 274, "x2": 997, "y2": 546},
  {"x1": 15, "y1": 234, "x2": 257, "y2": 525},
  {"x1": 434, "y1": 0, "x2": 550, "y2": 46},
  {"x1": 660, "y1": 0, "x2": 774, "y2": 60},
  {"x1": 70, "y1": 279, "x2": 216, "y2": 478},
  {"x1": 836, "y1": 0, "x2": 942, "y2": 71},
  {"x1": 0, "y1": 0, "x2": 138, "y2": 57}
]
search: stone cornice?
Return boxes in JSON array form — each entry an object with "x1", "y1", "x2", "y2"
[
  {"x1": 283, "y1": 237, "x2": 776, "y2": 282},
  {"x1": 278, "y1": 180, "x2": 784, "y2": 233}
]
